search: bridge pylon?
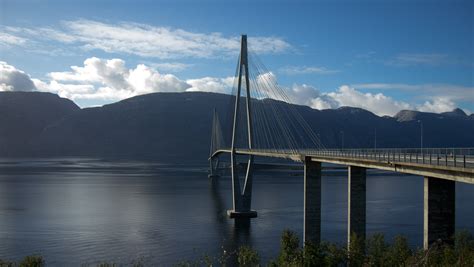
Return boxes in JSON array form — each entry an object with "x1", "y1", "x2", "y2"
[
  {"x1": 209, "y1": 108, "x2": 222, "y2": 179},
  {"x1": 227, "y1": 34, "x2": 257, "y2": 218}
]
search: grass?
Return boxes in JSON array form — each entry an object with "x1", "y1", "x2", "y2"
[
  {"x1": 178, "y1": 229, "x2": 474, "y2": 266},
  {"x1": 1, "y1": 230, "x2": 473, "y2": 266}
]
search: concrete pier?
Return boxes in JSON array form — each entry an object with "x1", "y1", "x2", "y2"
[
  {"x1": 347, "y1": 166, "x2": 366, "y2": 248},
  {"x1": 228, "y1": 156, "x2": 257, "y2": 218},
  {"x1": 208, "y1": 158, "x2": 220, "y2": 179},
  {"x1": 424, "y1": 177, "x2": 455, "y2": 249},
  {"x1": 303, "y1": 157, "x2": 322, "y2": 245},
  {"x1": 227, "y1": 210, "x2": 257, "y2": 218}
]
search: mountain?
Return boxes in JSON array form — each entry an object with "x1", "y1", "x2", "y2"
[
  {"x1": 36, "y1": 92, "x2": 231, "y2": 161},
  {"x1": 441, "y1": 108, "x2": 467, "y2": 117},
  {"x1": 394, "y1": 108, "x2": 469, "y2": 122},
  {"x1": 1, "y1": 91, "x2": 473, "y2": 162},
  {"x1": 0, "y1": 92, "x2": 79, "y2": 157}
]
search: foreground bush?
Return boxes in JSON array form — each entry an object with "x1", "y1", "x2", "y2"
[
  {"x1": 0, "y1": 255, "x2": 44, "y2": 267},
  {"x1": 238, "y1": 246, "x2": 260, "y2": 266},
  {"x1": 271, "y1": 229, "x2": 474, "y2": 267},
  {"x1": 2, "y1": 231, "x2": 473, "y2": 266}
]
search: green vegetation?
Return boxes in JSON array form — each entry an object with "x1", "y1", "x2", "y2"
[
  {"x1": 269, "y1": 229, "x2": 473, "y2": 267},
  {"x1": 238, "y1": 246, "x2": 260, "y2": 266},
  {"x1": 2, "y1": 230, "x2": 473, "y2": 266},
  {"x1": 0, "y1": 255, "x2": 44, "y2": 267},
  {"x1": 270, "y1": 229, "x2": 474, "y2": 267},
  {"x1": 177, "y1": 229, "x2": 473, "y2": 266}
]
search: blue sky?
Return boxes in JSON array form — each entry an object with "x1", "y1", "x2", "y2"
[{"x1": 0, "y1": 0, "x2": 472, "y2": 115}]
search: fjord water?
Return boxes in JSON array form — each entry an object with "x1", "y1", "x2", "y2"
[{"x1": 0, "y1": 159, "x2": 473, "y2": 265}]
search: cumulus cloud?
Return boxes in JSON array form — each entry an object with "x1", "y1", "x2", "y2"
[
  {"x1": 149, "y1": 62, "x2": 192, "y2": 72},
  {"x1": 287, "y1": 84, "x2": 471, "y2": 115},
  {"x1": 34, "y1": 57, "x2": 191, "y2": 104},
  {"x1": 127, "y1": 64, "x2": 190, "y2": 94},
  {"x1": 186, "y1": 77, "x2": 234, "y2": 93},
  {"x1": 276, "y1": 83, "x2": 411, "y2": 116},
  {"x1": 2, "y1": 20, "x2": 291, "y2": 58},
  {"x1": 222, "y1": 71, "x2": 409, "y2": 116},
  {"x1": 284, "y1": 84, "x2": 338, "y2": 110},
  {"x1": 245, "y1": 72, "x2": 410, "y2": 116},
  {"x1": 248, "y1": 72, "x2": 469, "y2": 116},
  {"x1": 192, "y1": 71, "x2": 463, "y2": 116},
  {"x1": 353, "y1": 83, "x2": 474, "y2": 102},
  {"x1": 31, "y1": 57, "x2": 237, "y2": 106},
  {"x1": 417, "y1": 97, "x2": 457, "y2": 113},
  {"x1": 286, "y1": 84, "x2": 322, "y2": 105},
  {"x1": 0, "y1": 61, "x2": 37, "y2": 91},
  {"x1": 326, "y1": 85, "x2": 412, "y2": 116},
  {"x1": 2, "y1": 59, "x2": 469, "y2": 115},
  {"x1": 286, "y1": 84, "x2": 472, "y2": 116}
]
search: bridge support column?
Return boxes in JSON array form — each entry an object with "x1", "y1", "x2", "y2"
[
  {"x1": 227, "y1": 156, "x2": 257, "y2": 218},
  {"x1": 208, "y1": 157, "x2": 220, "y2": 179},
  {"x1": 424, "y1": 177, "x2": 455, "y2": 249},
  {"x1": 227, "y1": 35, "x2": 257, "y2": 219},
  {"x1": 347, "y1": 166, "x2": 366, "y2": 249},
  {"x1": 304, "y1": 157, "x2": 322, "y2": 246}
]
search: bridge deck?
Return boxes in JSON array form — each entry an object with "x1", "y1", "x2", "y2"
[{"x1": 212, "y1": 148, "x2": 474, "y2": 184}]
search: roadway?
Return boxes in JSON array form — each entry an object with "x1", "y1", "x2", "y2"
[{"x1": 212, "y1": 148, "x2": 474, "y2": 184}]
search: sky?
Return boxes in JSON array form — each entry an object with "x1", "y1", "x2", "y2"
[{"x1": 0, "y1": 0, "x2": 473, "y2": 116}]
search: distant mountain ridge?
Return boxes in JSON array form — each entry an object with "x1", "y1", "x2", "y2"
[
  {"x1": 394, "y1": 108, "x2": 470, "y2": 122},
  {"x1": 0, "y1": 91, "x2": 473, "y2": 162}
]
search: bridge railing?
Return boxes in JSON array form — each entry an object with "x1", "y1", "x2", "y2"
[{"x1": 305, "y1": 147, "x2": 474, "y2": 169}]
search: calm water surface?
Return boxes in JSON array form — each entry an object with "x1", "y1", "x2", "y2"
[{"x1": 0, "y1": 158, "x2": 473, "y2": 266}]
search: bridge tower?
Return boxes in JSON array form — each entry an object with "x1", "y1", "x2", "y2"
[
  {"x1": 227, "y1": 35, "x2": 257, "y2": 218},
  {"x1": 209, "y1": 108, "x2": 222, "y2": 179}
]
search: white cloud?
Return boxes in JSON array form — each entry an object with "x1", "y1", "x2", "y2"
[
  {"x1": 35, "y1": 57, "x2": 236, "y2": 104},
  {"x1": 279, "y1": 65, "x2": 339, "y2": 75},
  {"x1": 271, "y1": 82, "x2": 412, "y2": 116},
  {"x1": 310, "y1": 97, "x2": 335, "y2": 110},
  {"x1": 196, "y1": 71, "x2": 467, "y2": 116},
  {"x1": 3, "y1": 59, "x2": 470, "y2": 115},
  {"x1": 36, "y1": 57, "x2": 236, "y2": 104},
  {"x1": 352, "y1": 83, "x2": 474, "y2": 102},
  {"x1": 417, "y1": 97, "x2": 457, "y2": 113},
  {"x1": 286, "y1": 84, "x2": 338, "y2": 110},
  {"x1": 186, "y1": 77, "x2": 234, "y2": 93},
  {"x1": 0, "y1": 61, "x2": 37, "y2": 91},
  {"x1": 50, "y1": 57, "x2": 127, "y2": 85},
  {"x1": 325, "y1": 85, "x2": 412, "y2": 116},
  {"x1": 287, "y1": 84, "x2": 322, "y2": 105},
  {"x1": 150, "y1": 62, "x2": 192, "y2": 72},
  {"x1": 286, "y1": 84, "x2": 472, "y2": 115},
  {"x1": 127, "y1": 64, "x2": 190, "y2": 94},
  {"x1": 217, "y1": 70, "x2": 412, "y2": 116},
  {"x1": 285, "y1": 84, "x2": 471, "y2": 116},
  {"x1": 2, "y1": 20, "x2": 291, "y2": 59},
  {"x1": 247, "y1": 72, "x2": 412, "y2": 116},
  {"x1": 0, "y1": 32, "x2": 28, "y2": 47},
  {"x1": 35, "y1": 57, "x2": 190, "y2": 104},
  {"x1": 353, "y1": 83, "x2": 474, "y2": 114}
]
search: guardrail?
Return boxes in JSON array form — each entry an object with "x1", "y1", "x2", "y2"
[
  {"x1": 306, "y1": 147, "x2": 474, "y2": 169},
  {"x1": 213, "y1": 147, "x2": 474, "y2": 169}
]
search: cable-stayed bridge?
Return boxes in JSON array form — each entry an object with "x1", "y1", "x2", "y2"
[{"x1": 208, "y1": 35, "x2": 474, "y2": 250}]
